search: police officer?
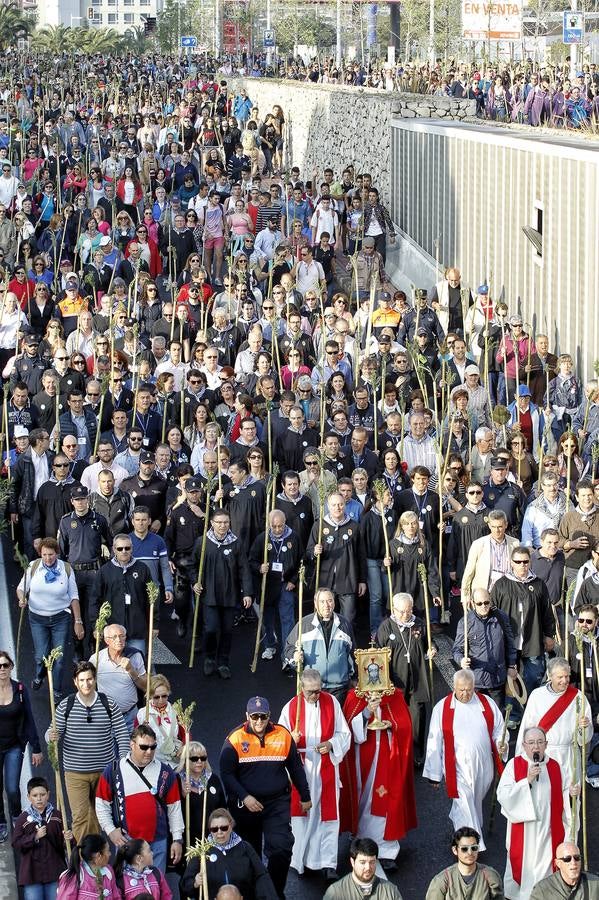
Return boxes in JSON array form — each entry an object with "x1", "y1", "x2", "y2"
[
  {"x1": 220, "y1": 696, "x2": 311, "y2": 899},
  {"x1": 58, "y1": 484, "x2": 111, "y2": 654},
  {"x1": 9, "y1": 333, "x2": 48, "y2": 395},
  {"x1": 164, "y1": 476, "x2": 205, "y2": 638},
  {"x1": 483, "y1": 456, "x2": 525, "y2": 535},
  {"x1": 121, "y1": 450, "x2": 168, "y2": 533}
]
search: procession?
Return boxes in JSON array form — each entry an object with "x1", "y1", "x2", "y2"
[{"x1": 0, "y1": 44, "x2": 597, "y2": 900}]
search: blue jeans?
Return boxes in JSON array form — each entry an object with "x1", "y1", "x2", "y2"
[
  {"x1": 367, "y1": 559, "x2": 389, "y2": 635},
  {"x1": 126, "y1": 638, "x2": 146, "y2": 656},
  {"x1": 263, "y1": 587, "x2": 296, "y2": 657},
  {"x1": 0, "y1": 744, "x2": 24, "y2": 823},
  {"x1": 28, "y1": 610, "x2": 72, "y2": 692},
  {"x1": 587, "y1": 732, "x2": 599, "y2": 778},
  {"x1": 24, "y1": 885, "x2": 58, "y2": 900},
  {"x1": 149, "y1": 837, "x2": 167, "y2": 872}
]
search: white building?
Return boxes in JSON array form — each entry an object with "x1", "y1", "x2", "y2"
[{"x1": 36, "y1": 0, "x2": 163, "y2": 32}]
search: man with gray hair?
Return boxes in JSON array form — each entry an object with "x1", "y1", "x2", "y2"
[
  {"x1": 461, "y1": 509, "x2": 518, "y2": 603},
  {"x1": 423, "y1": 668, "x2": 507, "y2": 851},
  {"x1": 91, "y1": 624, "x2": 146, "y2": 732},
  {"x1": 469, "y1": 427, "x2": 494, "y2": 484}
]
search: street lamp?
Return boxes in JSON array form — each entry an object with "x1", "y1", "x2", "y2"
[{"x1": 70, "y1": 14, "x2": 82, "y2": 26}]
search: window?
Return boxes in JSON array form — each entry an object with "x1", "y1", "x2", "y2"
[
  {"x1": 108, "y1": 12, "x2": 117, "y2": 23},
  {"x1": 124, "y1": 12, "x2": 134, "y2": 22},
  {"x1": 93, "y1": 12, "x2": 102, "y2": 22}
]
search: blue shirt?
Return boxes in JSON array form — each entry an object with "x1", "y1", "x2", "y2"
[{"x1": 130, "y1": 531, "x2": 173, "y2": 593}]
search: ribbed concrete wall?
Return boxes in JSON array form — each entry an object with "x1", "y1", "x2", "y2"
[{"x1": 390, "y1": 119, "x2": 599, "y2": 378}]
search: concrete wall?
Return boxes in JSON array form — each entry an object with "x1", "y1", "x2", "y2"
[
  {"x1": 389, "y1": 118, "x2": 599, "y2": 378},
  {"x1": 227, "y1": 77, "x2": 475, "y2": 202}
]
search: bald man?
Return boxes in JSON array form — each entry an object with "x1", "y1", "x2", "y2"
[{"x1": 529, "y1": 842, "x2": 599, "y2": 899}]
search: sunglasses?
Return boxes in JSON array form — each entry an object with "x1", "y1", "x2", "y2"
[
  {"x1": 189, "y1": 755, "x2": 208, "y2": 762},
  {"x1": 137, "y1": 743, "x2": 157, "y2": 751},
  {"x1": 513, "y1": 559, "x2": 530, "y2": 565},
  {"x1": 0, "y1": 662, "x2": 12, "y2": 669},
  {"x1": 54, "y1": 463, "x2": 69, "y2": 468},
  {"x1": 249, "y1": 713, "x2": 269, "y2": 721},
  {"x1": 557, "y1": 855, "x2": 581, "y2": 863},
  {"x1": 209, "y1": 825, "x2": 230, "y2": 833},
  {"x1": 467, "y1": 490, "x2": 482, "y2": 495},
  {"x1": 578, "y1": 618, "x2": 595, "y2": 624},
  {"x1": 115, "y1": 546, "x2": 132, "y2": 552},
  {"x1": 474, "y1": 601, "x2": 491, "y2": 607},
  {"x1": 458, "y1": 845, "x2": 479, "y2": 853}
]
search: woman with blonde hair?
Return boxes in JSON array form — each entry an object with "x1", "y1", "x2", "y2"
[
  {"x1": 177, "y1": 741, "x2": 226, "y2": 846},
  {"x1": 384, "y1": 510, "x2": 441, "y2": 618},
  {"x1": 134, "y1": 674, "x2": 185, "y2": 767}
]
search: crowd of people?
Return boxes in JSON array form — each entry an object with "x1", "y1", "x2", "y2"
[{"x1": 0, "y1": 50, "x2": 598, "y2": 900}]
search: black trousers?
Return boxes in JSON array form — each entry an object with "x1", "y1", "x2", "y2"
[
  {"x1": 174, "y1": 559, "x2": 196, "y2": 626},
  {"x1": 74, "y1": 569, "x2": 98, "y2": 657},
  {"x1": 233, "y1": 793, "x2": 294, "y2": 899},
  {"x1": 405, "y1": 691, "x2": 428, "y2": 761},
  {"x1": 203, "y1": 606, "x2": 235, "y2": 666}
]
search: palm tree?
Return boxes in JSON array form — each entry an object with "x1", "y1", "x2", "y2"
[
  {"x1": 123, "y1": 25, "x2": 152, "y2": 55},
  {"x1": 0, "y1": 2, "x2": 34, "y2": 51},
  {"x1": 32, "y1": 25, "x2": 71, "y2": 55}
]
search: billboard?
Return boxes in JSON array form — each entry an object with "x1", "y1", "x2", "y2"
[{"x1": 462, "y1": 0, "x2": 523, "y2": 40}]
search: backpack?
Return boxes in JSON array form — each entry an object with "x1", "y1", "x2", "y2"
[
  {"x1": 64, "y1": 691, "x2": 112, "y2": 723},
  {"x1": 29, "y1": 558, "x2": 73, "y2": 584}
]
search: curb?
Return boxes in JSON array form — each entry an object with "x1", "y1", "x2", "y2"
[{"x1": 0, "y1": 841, "x2": 18, "y2": 900}]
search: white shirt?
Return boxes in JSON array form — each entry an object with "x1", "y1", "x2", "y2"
[{"x1": 31, "y1": 449, "x2": 49, "y2": 500}]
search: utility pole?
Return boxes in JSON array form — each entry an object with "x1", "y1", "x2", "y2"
[
  {"x1": 336, "y1": 0, "x2": 342, "y2": 68},
  {"x1": 428, "y1": 0, "x2": 435, "y2": 64},
  {"x1": 266, "y1": 0, "x2": 272, "y2": 68},
  {"x1": 570, "y1": 0, "x2": 578, "y2": 83}
]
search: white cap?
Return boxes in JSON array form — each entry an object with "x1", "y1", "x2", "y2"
[
  {"x1": 99, "y1": 236, "x2": 111, "y2": 247},
  {"x1": 14, "y1": 426, "x2": 29, "y2": 438}
]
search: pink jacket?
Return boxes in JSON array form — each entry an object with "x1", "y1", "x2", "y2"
[
  {"x1": 57, "y1": 864, "x2": 122, "y2": 900},
  {"x1": 121, "y1": 868, "x2": 172, "y2": 900}
]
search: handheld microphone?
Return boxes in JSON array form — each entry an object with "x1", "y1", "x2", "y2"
[{"x1": 533, "y1": 751, "x2": 540, "y2": 781}]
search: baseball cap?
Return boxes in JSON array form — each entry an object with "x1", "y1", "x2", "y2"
[
  {"x1": 13, "y1": 426, "x2": 28, "y2": 438},
  {"x1": 490, "y1": 456, "x2": 507, "y2": 470},
  {"x1": 99, "y1": 236, "x2": 111, "y2": 247},
  {"x1": 379, "y1": 291, "x2": 392, "y2": 303},
  {"x1": 416, "y1": 326, "x2": 428, "y2": 336},
  {"x1": 362, "y1": 236, "x2": 375, "y2": 248},
  {"x1": 246, "y1": 696, "x2": 270, "y2": 715},
  {"x1": 517, "y1": 384, "x2": 531, "y2": 397},
  {"x1": 465, "y1": 364, "x2": 479, "y2": 375},
  {"x1": 477, "y1": 283, "x2": 489, "y2": 295},
  {"x1": 185, "y1": 477, "x2": 202, "y2": 492},
  {"x1": 510, "y1": 315, "x2": 523, "y2": 326},
  {"x1": 140, "y1": 450, "x2": 155, "y2": 463},
  {"x1": 414, "y1": 288, "x2": 428, "y2": 300},
  {"x1": 71, "y1": 484, "x2": 89, "y2": 499},
  {"x1": 23, "y1": 334, "x2": 39, "y2": 346}
]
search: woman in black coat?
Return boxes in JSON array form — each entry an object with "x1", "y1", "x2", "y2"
[
  {"x1": 180, "y1": 807, "x2": 278, "y2": 900},
  {"x1": 177, "y1": 741, "x2": 226, "y2": 848}
]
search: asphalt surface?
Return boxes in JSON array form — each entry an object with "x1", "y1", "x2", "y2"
[{"x1": 4, "y1": 543, "x2": 599, "y2": 899}]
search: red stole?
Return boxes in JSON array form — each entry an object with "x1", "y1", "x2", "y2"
[
  {"x1": 537, "y1": 685, "x2": 578, "y2": 734},
  {"x1": 509, "y1": 755, "x2": 564, "y2": 886},
  {"x1": 289, "y1": 692, "x2": 336, "y2": 821},
  {"x1": 441, "y1": 692, "x2": 504, "y2": 799}
]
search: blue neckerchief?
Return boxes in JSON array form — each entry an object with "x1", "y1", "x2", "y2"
[
  {"x1": 42, "y1": 562, "x2": 61, "y2": 583},
  {"x1": 25, "y1": 802, "x2": 54, "y2": 825}
]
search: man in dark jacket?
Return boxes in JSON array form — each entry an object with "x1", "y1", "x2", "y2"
[
  {"x1": 193, "y1": 508, "x2": 253, "y2": 680},
  {"x1": 10, "y1": 427, "x2": 53, "y2": 559},
  {"x1": 9, "y1": 334, "x2": 48, "y2": 395},
  {"x1": 163, "y1": 476, "x2": 205, "y2": 638},
  {"x1": 59, "y1": 389, "x2": 97, "y2": 461},
  {"x1": 32, "y1": 453, "x2": 79, "y2": 551},
  {"x1": 89, "y1": 469, "x2": 134, "y2": 540},
  {"x1": 273, "y1": 407, "x2": 319, "y2": 472},
  {"x1": 248, "y1": 510, "x2": 302, "y2": 664},
  {"x1": 453, "y1": 587, "x2": 517, "y2": 711},
  {"x1": 89, "y1": 535, "x2": 154, "y2": 655},
  {"x1": 274, "y1": 471, "x2": 314, "y2": 553}
]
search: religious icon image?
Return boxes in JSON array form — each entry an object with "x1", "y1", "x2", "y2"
[{"x1": 355, "y1": 646, "x2": 394, "y2": 697}]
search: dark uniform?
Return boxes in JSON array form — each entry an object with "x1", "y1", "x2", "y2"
[
  {"x1": 248, "y1": 527, "x2": 302, "y2": 658},
  {"x1": 89, "y1": 558, "x2": 155, "y2": 647},
  {"x1": 89, "y1": 488, "x2": 135, "y2": 540},
  {"x1": 222, "y1": 479, "x2": 266, "y2": 554},
  {"x1": 121, "y1": 471, "x2": 168, "y2": 529},
  {"x1": 9, "y1": 353, "x2": 48, "y2": 395},
  {"x1": 306, "y1": 516, "x2": 366, "y2": 623},
  {"x1": 377, "y1": 614, "x2": 433, "y2": 763},
  {"x1": 32, "y1": 477, "x2": 79, "y2": 543},
  {"x1": 482, "y1": 478, "x2": 525, "y2": 534},
  {"x1": 446, "y1": 505, "x2": 490, "y2": 582},
  {"x1": 58, "y1": 505, "x2": 111, "y2": 650},
  {"x1": 6, "y1": 400, "x2": 39, "y2": 442},
  {"x1": 274, "y1": 426, "x2": 319, "y2": 472},
  {"x1": 220, "y1": 703, "x2": 310, "y2": 899},
  {"x1": 387, "y1": 536, "x2": 440, "y2": 618},
  {"x1": 274, "y1": 492, "x2": 314, "y2": 552},
  {"x1": 32, "y1": 390, "x2": 65, "y2": 432},
  {"x1": 164, "y1": 495, "x2": 204, "y2": 634},
  {"x1": 395, "y1": 488, "x2": 441, "y2": 548}
]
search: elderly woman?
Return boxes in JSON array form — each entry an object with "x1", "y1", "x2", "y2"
[
  {"x1": 134, "y1": 674, "x2": 185, "y2": 767},
  {"x1": 177, "y1": 741, "x2": 226, "y2": 847},
  {"x1": 384, "y1": 510, "x2": 441, "y2": 619},
  {"x1": 180, "y1": 808, "x2": 278, "y2": 900}
]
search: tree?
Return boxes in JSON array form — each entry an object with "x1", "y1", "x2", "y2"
[
  {"x1": 275, "y1": 11, "x2": 337, "y2": 54},
  {"x1": 123, "y1": 25, "x2": 153, "y2": 56},
  {"x1": 0, "y1": 2, "x2": 34, "y2": 51}
]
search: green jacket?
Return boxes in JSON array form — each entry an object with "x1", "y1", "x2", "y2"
[{"x1": 425, "y1": 864, "x2": 504, "y2": 900}]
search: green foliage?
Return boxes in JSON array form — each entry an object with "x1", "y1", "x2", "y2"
[
  {"x1": 0, "y1": 3, "x2": 34, "y2": 51},
  {"x1": 33, "y1": 25, "x2": 125, "y2": 55},
  {"x1": 275, "y1": 11, "x2": 337, "y2": 53}
]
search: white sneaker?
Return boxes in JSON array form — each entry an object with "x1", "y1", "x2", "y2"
[
  {"x1": 261, "y1": 647, "x2": 277, "y2": 660},
  {"x1": 585, "y1": 775, "x2": 599, "y2": 789}
]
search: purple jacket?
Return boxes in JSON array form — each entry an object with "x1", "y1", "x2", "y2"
[
  {"x1": 12, "y1": 807, "x2": 69, "y2": 886},
  {"x1": 524, "y1": 87, "x2": 550, "y2": 126}
]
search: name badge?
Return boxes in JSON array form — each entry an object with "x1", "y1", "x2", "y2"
[
  {"x1": 518, "y1": 601, "x2": 523, "y2": 613},
  {"x1": 143, "y1": 438, "x2": 150, "y2": 446},
  {"x1": 586, "y1": 667, "x2": 593, "y2": 679},
  {"x1": 125, "y1": 593, "x2": 131, "y2": 605},
  {"x1": 419, "y1": 520, "x2": 424, "y2": 529},
  {"x1": 77, "y1": 436, "x2": 86, "y2": 445},
  {"x1": 272, "y1": 562, "x2": 283, "y2": 573}
]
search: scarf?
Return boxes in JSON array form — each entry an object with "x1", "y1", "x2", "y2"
[
  {"x1": 269, "y1": 525, "x2": 292, "y2": 542},
  {"x1": 185, "y1": 771, "x2": 210, "y2": 791},
  {"x1": 575, "y1": 504, "x2": 597, "y2": 522},
  {"x1": 42, "y1": 562, "x2": 62, "y2": 583},
  {"x1": 390, "y1": 614, "x2": 415, "y2": 630},
  {"x1": 532, "y1": 492, "x2": 567, "y2": 526},
  {"x1": 209, "y1": 831, "x2": 242, "y2": 853},
  {"x1": 323, "y1": 513, "x2": 351, "y2": 528},
  {"x1": 398, "y1": 534, "x2": 420, "y2": 545},
  {"x1": 25, "y1": 802, "x2": 54, "y2": 825},
  {"x1": 122, "y1": 863, "x2": 156, "y2": 893},
  {"x1": 207, "y1": 528, "x2": 236, "y2": 546}
]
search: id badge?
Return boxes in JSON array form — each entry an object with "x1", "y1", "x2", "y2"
[
  {"x1": 586, "y1": 667, "x2": 593, "y2": 679},
  {"x1": 125, "y1": 593, "x2": 131, "y2": 605},
  {"x1": 419, "y1": 520, "x2": 424, "y2": 530},
  {"x1": 143, "y1": 438, "x2": 150, "y2": 446},
  {"x1": 272, "y1": 562, "x2": 283, "y2": 573},
  {"x1": 77, "y1": 436, "x2": 86, "y2": 445}
]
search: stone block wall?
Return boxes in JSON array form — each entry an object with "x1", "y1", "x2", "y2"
[{"x1": 226, "y1": 77, "x2": 475, "y2": 201}]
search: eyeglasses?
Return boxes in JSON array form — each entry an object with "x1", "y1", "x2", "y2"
[
  {"x1": 249, "y1": 713, "x2": 269, "y2": 721},
  {"x1": 305, "y1": 460, "x2": 318, "y2": 466},
  {"x1": 557, "y1": 855, "x2": 581, "y2": 863},
  {"x1": 73, "y1": 359, "x2": 85, "y2": 365},
  {"x1": 54, "y1": 462, "x2": 69, "y2": 468},
  {"x1": 189, "y1": 755, "x2": 208, "y2": 762},
  {"x1": 210, "y1": 824, "x2": 230, "y2": 833},
  {"x1": 115, "y1": 546, "x2": 132, "y2": 552},
  {"x1": 513, "y1": 559, "x2": 530, "y2": 565},
  {"x1": 578, "y1": 618, "x2": 596, "y2": 624},
  {"x1": 0, "y1": 662, "x2": 12, "y2": 669},
  {"x1": 458, "y1": 845, "x2": 479, "y2": 853},
  {"x1": 474, "y1": 601, "x2": 491, "y2": 607},
  {"x1": 137, "y1": 743, "x2": 157, "y2": 751}
]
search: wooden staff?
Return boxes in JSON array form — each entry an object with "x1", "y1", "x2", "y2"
[
  {"x1": 373, "y1": 480, "x2": 393, "y2": 603},
  {"x1": 418, "y1": 562, "x2": 435, "y2": 701},
  {"x1": 314, "y1": 464, "x2": 327, "y2": 591},
  {"x1": 574, "y1": 629, "x2": 588, "y2": 866},
  {"x1": 93, "y1": 601, "x2": 112, "y2": 671},
  {"x1": 92, "y1": 373, "x2": 111, "y2": 459},
  {"x1": 488, "y1": 702, "x2": 513, "y2": 832},
  {"x1": 250, "y1": 468, "x2": 278, "y2": 673},
  {"x1": 43, "y1": 647, "x2": 71, "y2": 862},
  {"x1": 190, "y1": 476, "x2": 214, "y2": 669},
  {"x1": 14, "y1": 545, "x2": 30, "y2": 673},
  {"x1": 564, "y1": 580, "x2": 575, "y2": 664},
  {"x1": 462, "y1": 596, "x2": 469, "y2": 666},
  {"x1": 570, "y1": 694, "x2": 581, "y2": 842},
  {"x1": 294, "y1": 562, "x2": 306, "y2": 733},
  {"x1": 145, "y1": 583, "x2": 159, "y2": 720},
  {"x1": 173, "y1": 700, "x2": 196, "y2": 849},
  {"x1": 565, "y1": 429, "x2": 573, "y2": 512}
]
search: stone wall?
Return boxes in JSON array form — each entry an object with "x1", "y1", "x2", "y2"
[{"x1": 226, "y1": 77, "x2": 475, "y2": 202}]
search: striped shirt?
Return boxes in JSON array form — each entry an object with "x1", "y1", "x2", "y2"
[{"x1": 52, "y1": 692, "x2": 130, "y2": 772}]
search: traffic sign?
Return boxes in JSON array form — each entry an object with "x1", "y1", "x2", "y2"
[
  {"x1": 181, "y1": 35, "x2": 198, "y2": 48},
  {"x1": 563, "y1": 12, "x2": 584, "y2": 44},
  {"x1": 263, "y1": 29, "x2": 275, "y2": 48}
]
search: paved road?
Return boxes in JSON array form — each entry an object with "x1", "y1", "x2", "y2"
[{"x1": 4, "y1": 541, "x2": 599, "y2": 898}]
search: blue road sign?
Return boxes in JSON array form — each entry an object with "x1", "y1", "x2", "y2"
[
  {"x1": 563, "y1": 12, "x2": 584, "y2": 44},
  {"x1": 181, "y1": 35, "x2": 198, "y2": 48},
  {"x1": 263, "y1": 29, "x2": 275, "y2": 48}
]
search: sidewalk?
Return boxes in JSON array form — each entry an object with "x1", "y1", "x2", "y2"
[{"x1": 0, "y1": 838, "x2": 18, "y2": 900}]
